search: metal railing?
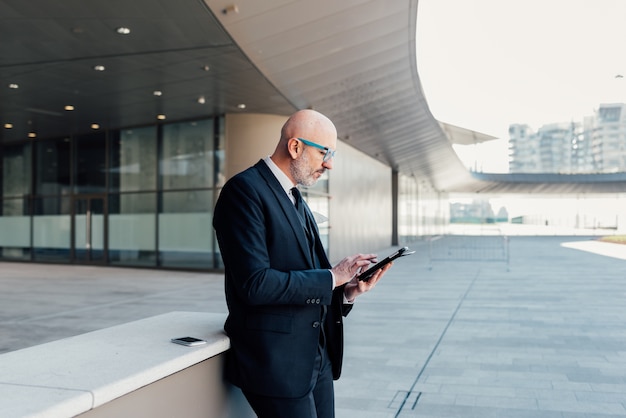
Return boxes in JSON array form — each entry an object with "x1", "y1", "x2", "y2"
[{"x1": 428, "y1": 235, "x2": 509, "y2": 271}]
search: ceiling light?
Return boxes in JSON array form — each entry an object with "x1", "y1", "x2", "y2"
[
  {"x1": 237, "y1": 103, "x2": 246, "y2": 109},
  {"x1": 28, "y1": 132, "x2": 37, "y2": 138},
  {"x1": 8, "y1": 83, "x2": 18, "y2": 89},
  {"x1": 202, "y1": 65, "x2": 210, "y2": 72},
  {"x1": 116, "y1": 27, "x2": 131, "y2": 35},
  {"x1": 4, "y1": 123, "x2": 13, "y2": 129},
  {"x1": 157, "y1": 114, "x2": 166, "y2": 120},
  {"x1": 91, "y1": 124, "x2": 100, "y2": 130},
  {"x1": 153, "y1": 90, "x2": 163, "y2": 96},
  {"x1": 93, "y1": 65, "x2": 105, "y2": 71},
  {"x1": 222, "y1": 4, "x2": 239, "y2": 14},
  {"x1": 64, "y1": 105, "x2": 75, "y2": 111},
  {"x1": 197, "y1": 96, "x2": 206, "y2": 104}
]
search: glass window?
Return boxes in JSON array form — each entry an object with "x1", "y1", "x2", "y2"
[
  {"x1": 2, "y1": 142, "x2": 31, "y2": 197},
  {"x1": 75, "y1": 132, "x2": 106, "y2": 194},
  {"x1": 73, "y1": 196, "x2": 106, "y2": 263},
  {"x1": 303, "y1": 192, "x2": 330, "y2": 251},
  {"x1": 398, "y1": 174, "x2": 418, "y2": 241},
  {"x1": 161, "y1": 120, "x2": 214, "y2": 190},
  {"x1": 35, "y1": 138, "x2": 71, "y2": 196},
  {"x1": 0, "y1": 198, "x2": 31, "y2": 260},
  {"x1": 109, "y1": 127, "x2": 157, "y2": 192},
  {"x1": 108, "y1": 193, "x2": 157, "y2": 267},
  {"x1": 32, "y1": 196, "x2": 71, "y2": 262},
  {"x1": 302, "y1": 170, "x2": 330, "y2": 251},
  {"x1": 159, "y1": 190, "x2": 214, "y2": 268},
  {"x1": 215, "y1": 116, "x2": 226, "y2": 188}
]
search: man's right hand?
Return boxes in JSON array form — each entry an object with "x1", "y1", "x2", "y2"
[{"x1": 331, "y1": 253, "x2": 378, "y2": 287}]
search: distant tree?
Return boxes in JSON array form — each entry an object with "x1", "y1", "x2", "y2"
[{"x1": 496, "y1": 206, "x2": 509, "y2": 222}]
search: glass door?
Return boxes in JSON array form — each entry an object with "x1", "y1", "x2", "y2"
[{"x1": 73, "y1": 195, "x2": 106, "y2": 263}]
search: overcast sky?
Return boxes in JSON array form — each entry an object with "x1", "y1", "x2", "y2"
[{"x1": 416, "y1": 0, "x2": 626, "y2": 172}]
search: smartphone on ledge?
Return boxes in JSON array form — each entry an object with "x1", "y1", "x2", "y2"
[
  {"x1": 171, "y1": 336, "x2": 207, "y2": 347},
  {"x1": 357, "y1": 246, "x2": 415, "y2": 282}
]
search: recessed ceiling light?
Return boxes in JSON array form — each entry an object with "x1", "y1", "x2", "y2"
[
  {"x1": 222, "y1": 5, "x2": 239, "y2": 14},
  {"x1": 197, "y1": 96, "x2": 206, "y2": 104},
  {"x1": 8, "y1": 83, "x2": 18, "y2": 89},
  {"x1": 237, "y1": 103, "x2": 246, "y2": 109},
  {"x1": 64, "y1": 105, "x2": 75, "y2": 111},
  {"x1": 153, "y1": 90, "x2": 162, "y2": 96},
  {"x1": 93, "y1": 65, "x2": 105, "y2": 71},
  {"x1": 202, "y1": 65, "x2": 210, "y2": 71},
  {"x1": 4, "y1": 123, "x2": 13, "y2": 129},
  {"x1": 116, "y1": 27, "x2": 131, "y2": 35},
  {"x1": 157, "y1": 114, "x2": 166, "y2": 120},
  {"x1": 91, "y1": 124, "x2": 100, "y2": 130},
  {"x1": 28, "y1": 132, "x2": 37, "y2": 138}
]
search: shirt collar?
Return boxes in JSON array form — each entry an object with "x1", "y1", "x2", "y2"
[{"x1": 263, "y1": 155, "x2": 296, "y2": 198}]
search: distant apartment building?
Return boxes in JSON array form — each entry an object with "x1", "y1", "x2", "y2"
[
  {"x1": 592, "y1": 103, "x2": 626, "y2": 173},
  {"x1": 508, "y1": 124, "x2": 538, "y2": 173},
  {"x1": 509, "y1": 103, "x2": 626, "y2": 173},
  {"x1": 509, "y1": 122, "x2": 580, "y2": 173},
  {"x1": 538, "y1": 123, "x2": 576, "y2": 173},
  {"x1": 573, "y1": 115, "x2": 595, "y2": 173}
]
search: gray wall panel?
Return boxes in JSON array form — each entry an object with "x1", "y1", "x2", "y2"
[{"x1": 328, "y1": 141, "x2": 392, "y2": 262}]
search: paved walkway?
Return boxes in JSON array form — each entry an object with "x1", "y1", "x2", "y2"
[{"x1": 2, "y1": 235, "x2": 626, "y2": 417}]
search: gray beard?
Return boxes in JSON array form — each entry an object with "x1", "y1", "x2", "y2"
[{"x1": 290, "y1": 151, "x2": 319, "y2": 187}]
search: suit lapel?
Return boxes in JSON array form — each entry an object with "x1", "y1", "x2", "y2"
[{"x1": 254, "y1": 161, "x2": 315, "y2": 267}]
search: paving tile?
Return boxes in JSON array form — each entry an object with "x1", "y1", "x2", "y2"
[{"x1": 3, "y1": 235, "x2": 626, "y2": 417}]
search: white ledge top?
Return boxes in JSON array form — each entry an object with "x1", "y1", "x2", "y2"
[{"x1": 0, "y1": 311, "x2": 229, "y2": 418}]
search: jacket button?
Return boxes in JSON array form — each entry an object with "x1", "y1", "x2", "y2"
[
  {"x1": 315, "y1": 298, "x2": 321, "y2": 304},
  {"x1": 306, "y1": 299, "x2": 311, "y2": 304},
  {"x1": 312, "y1": 321, "x2": 320, "y2": 328}
]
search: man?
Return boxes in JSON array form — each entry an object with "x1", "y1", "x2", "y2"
[{"x1": 213, "y1": 109, "x2": 391, "y2": 418}]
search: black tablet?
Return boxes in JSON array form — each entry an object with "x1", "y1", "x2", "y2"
[{"x1": 357, "y1": 246, "x2": 415, "y2": 282}]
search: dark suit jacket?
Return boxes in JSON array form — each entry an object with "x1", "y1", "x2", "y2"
[{"x1": 213, "y1": 159, "x2": 352, "y2": 398}]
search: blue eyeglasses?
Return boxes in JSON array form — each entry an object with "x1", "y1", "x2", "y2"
[{"x1": 297, "y1": 138, "x2": 336, "y2": 162}]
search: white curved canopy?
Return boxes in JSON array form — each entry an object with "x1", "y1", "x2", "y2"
[{"x1": 2, "y1": 0, "x2": 625, "y2": 193}]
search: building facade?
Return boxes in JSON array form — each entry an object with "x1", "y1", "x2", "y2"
[
  {"x1": 0, "y1": 113, "x2": 447, "y2": 271},
  {"x1": 592, "y1": 103, "x2": 626, "y2": 173},
  {"x1": 509, "y1": 103, "x2": 626, "y2": 174}
]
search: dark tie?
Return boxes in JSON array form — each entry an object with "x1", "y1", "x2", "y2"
[
  {"x1": 292, "y1": 188, "x2": 326, "y2": 339},
  {"x1": 291, "y1": 187, "x2": 306, "y2": 220},
  {"x1": 291, "y1": 187, "x2": 319, "y2": 265}
]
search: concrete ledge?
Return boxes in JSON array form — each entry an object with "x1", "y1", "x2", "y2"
[{"x1": 0, "y1": 312, "x2": 230, "y2": 418}]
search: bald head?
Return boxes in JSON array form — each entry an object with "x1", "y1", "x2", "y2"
[
  {"x1": 270, "y1": 109, "x2": 337, "y2": 185},
  {"x1": 280, "y1": 109, "x2": 337, "y2": 143}
]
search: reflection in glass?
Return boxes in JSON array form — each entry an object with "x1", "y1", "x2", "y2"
[
  {"x1": 110, "y1": 127, "x2": 157, "y2": 192},
  {"x1": 75, "y1": 132, "x2": 106, "y2": 194},
  {"x1": 35, "y1": 138, "x2": 71, "y2": 196},
  {"x1": 215, "y1": 116, "x2": 226, "y2": 188},
  {"x1": 2, "y1": 142, "x2": 31, "y2": 198},
  {"x1": 161, "y1": 120, "x2": 214, "y2": 190}
]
